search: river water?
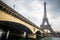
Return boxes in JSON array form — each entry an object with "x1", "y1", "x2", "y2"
[{"x1": 40, "y1": 37, "x2": 60, "y2": 40}]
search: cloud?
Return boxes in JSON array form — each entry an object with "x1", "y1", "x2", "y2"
[
  {"x1": 50, "y1": 17, "x2": 60, "y2": 32},
  {"x1": 46, "y1": 0, "x2": 60, "y2": 18}
]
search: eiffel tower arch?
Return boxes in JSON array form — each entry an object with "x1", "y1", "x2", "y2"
[{"x1": 40, "y1": 2, "x2": 55, "y2": 34}]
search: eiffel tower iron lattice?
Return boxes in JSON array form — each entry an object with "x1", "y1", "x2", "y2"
[{"x1": 40, "y1": 2, "x2": 54, "y2": 34}]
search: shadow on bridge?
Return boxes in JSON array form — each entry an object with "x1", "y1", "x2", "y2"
[
  {"x1": 0, "y1": 21, "x2": 34, "y2": 40},
  {"x1": 0, "y1": 21, "x2": 33, "y2": 33}
]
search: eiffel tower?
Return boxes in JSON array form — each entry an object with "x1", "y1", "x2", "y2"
[{"x1": 40, "y1": 2, "x2": 54, "y2": 34}]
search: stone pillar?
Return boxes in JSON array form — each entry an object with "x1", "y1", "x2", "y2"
[
  {"x1": 6, "y1": 30, "x2": 10, "y2": 40},
  {"x1": 1, "y1": 31, "x2": 8, "y2": 40},
  {"x1": 26, "y1": 33, "x2": 36, "y2": 39}
]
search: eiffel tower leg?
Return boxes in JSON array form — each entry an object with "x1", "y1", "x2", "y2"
[{"x1": 49, "y1": 27, "x2": 55, "y2": 34}]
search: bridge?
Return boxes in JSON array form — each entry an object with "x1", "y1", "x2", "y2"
[{"x1": 0, "y1": 0, "x2": 47, "y2": 40}]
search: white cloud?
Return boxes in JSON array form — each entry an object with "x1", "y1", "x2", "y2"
[{"x1": 50, "y1": 17, "x2": 60, "y2": 32}]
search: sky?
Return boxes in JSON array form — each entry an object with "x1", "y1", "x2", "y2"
[{"x1": 1, "y1": 0, "x2": 60, "y2": 32}]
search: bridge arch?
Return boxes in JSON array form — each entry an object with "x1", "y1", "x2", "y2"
[
  {"x1": 36, "y1": 31, "x2": 41, "y2": 36},
  {"x1": 0, "y1": 21, "x2": 33, "y2": 34}
]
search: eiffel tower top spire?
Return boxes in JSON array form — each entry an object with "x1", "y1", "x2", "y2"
[{"x1": 44, "y1": 2, "x2": 47, "y2": 18}]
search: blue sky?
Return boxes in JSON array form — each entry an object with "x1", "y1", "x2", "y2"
[{"x1": 1, "y1": 0, "x2": 60, "y2": 32}]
